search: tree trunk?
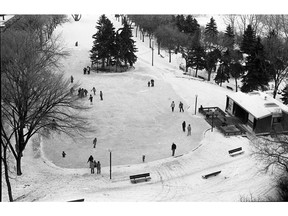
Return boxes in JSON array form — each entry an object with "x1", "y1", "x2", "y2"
[
  {"x1": 3, "y1": 147, "x2": 13, "y2": 201},
  {"x1": 158, "y1": 42, "x2": 160, "y2": 55},
  {"x1": 273, "y1": 80, "x2": 278, "y2": 98},
  {"x1": 142, "y1": 31, "x2": 144, "y2": 42},
  {"x1": 195, "y1": 67, "x2": 198, "y2": 77},
  {"x1": 235, "y1": 78, "x2": 238, "y2": 92},
  {"x1": 207, "y1": 70, "x2": 211, "y2": 81},
  {"x1": 169, "y1": 50, "x2": 171, "y2": 63},
  {"x1": 16, "y1": 156, "x2": 22, "y2": 176},
  {"x1": 135, "y1": 26, "x2": 138, "y2": 37}
]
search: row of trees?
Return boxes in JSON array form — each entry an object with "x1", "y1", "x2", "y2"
[
  {"x1": 126, "y1": 14, "x2": 288, "y2": 99},
  {"x1": 90, "y1": 15, "x2": 137, "y2": 71},
  {"x1": 1, "y1": 15, "x2": 91, "y2": 201}
]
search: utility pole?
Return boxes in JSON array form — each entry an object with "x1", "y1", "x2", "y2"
[
  {"x1": 151, "y1": 40, "x2": 154, "y2": 66},
  {"x1": 194, "y1": 94, "x2": 198, "y2": 115}
]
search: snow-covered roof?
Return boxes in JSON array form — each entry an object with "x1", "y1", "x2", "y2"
[{"x1": 227, "y1": 91, "x2": 288, "y2": 119}]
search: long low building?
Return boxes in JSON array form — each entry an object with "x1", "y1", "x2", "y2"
[{"x1": 225, "y1": 91, "x2": 288, "y2": 135}]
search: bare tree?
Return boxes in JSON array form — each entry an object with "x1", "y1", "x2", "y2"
[
  {"x1": 1, "y1": 24, "x2": 91, "y2": 179},
  {"x1": 253, "y1": 135, "x2": 288, "y2": 174}
]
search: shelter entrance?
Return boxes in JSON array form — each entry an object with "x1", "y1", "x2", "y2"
[{"x1": 233, "y1": 103, "x2": 249, "y2": 124}]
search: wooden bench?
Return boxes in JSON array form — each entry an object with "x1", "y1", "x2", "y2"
[
  {"x1": 68, "y1": 198, "x2": 85, "y2": 202},
  {"x1": 228, "y1": 147, "x2": 244, "y2": 157},
  {"x1": 226, "y1": 86, "x2": 234, "y2": 91},
  {"x1": 202, "y1": 171, "x2": 221, "y2": 179},
  {"x1": 130, "y1": 173, "x2": 151, "y2": 183}
]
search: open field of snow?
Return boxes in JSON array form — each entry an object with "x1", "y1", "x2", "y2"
[{"x1": 1, "y1": 14, "x2": 283, "y2": 208}]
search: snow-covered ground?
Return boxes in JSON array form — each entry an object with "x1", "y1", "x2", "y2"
[{"x1": 1, "y1": 14, "x2": 281, "y2": 208}]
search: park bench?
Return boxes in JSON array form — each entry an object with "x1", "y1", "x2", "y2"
[
  {"x1": 67, "y1": 198, "x2": 85, "y2": 202},
  {"x1": 202, "y1": 171, "x2": 221, "y2": 179},
  {"x1": 130, "y1": 173, "x2": 151, "y2": 183},
  {"x1": 226, "y1": 86, "x2": 234, "y2": 91},
  {"x1": 228, "y1": 147, "x2": 244, "y2": 157}
]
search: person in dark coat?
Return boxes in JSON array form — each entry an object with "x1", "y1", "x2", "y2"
[
  {"x1": 171, "y1": 101, "x2": 175, "y2": 112},
  {"x1": 171, "y1": 143, "x2": 177, "y2": 156},
  {"x1": 87, "y1": 66, "x2": 90, "y2": 74},
  {"x1": 89, "y1": 94, "x2": 93, "y2": 105},
  {"x1": 100, "y1": 91, "x2": 103, "y2": 100},
  {"x1": 93, "y1": 137, "x2": 97, "y2": 148},
  {"x1": 62, "y1": 151, "x2": 66, "y2": 158},
  {"x1": 83, "y1": 67, "x2": 87, "y2": 74},
  {"x1": 182, "y1": 121, "x2": 186, "y2": 132},
  {"x1": 148, "y1": 81, "x2": 150, "y2": 87},
  {"x1": 179, "y1": 101, "x2": 184, "y2": 112},
  {"x1": 71, "y1": 75, "x2": 74, "y2": 83},
  {"x1": 151, "y1": 79, "x2": 154, "y2": 87}
]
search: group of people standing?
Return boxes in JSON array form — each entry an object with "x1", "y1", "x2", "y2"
[
  {"x1": 83, "y1": 66, "x2": 91, "y2": 75},
  {"x1": 87, "y1": 155, "x2": 101, "y2": 174},
  {"x1": 182, "y1": 120, "x2": 192, "y2": 136},
  {"x1": 147, "y1": 79, "x2": 155, "y2": 87},
  {"x1": 170, "y1": 101, "x2": 184, "y2": 112}
]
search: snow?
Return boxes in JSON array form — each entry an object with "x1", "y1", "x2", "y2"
[{"x1": 1, "y1": 14, "x2": 281, "y2": 209}]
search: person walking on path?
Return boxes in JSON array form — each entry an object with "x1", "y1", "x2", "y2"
[
  {"x1": 70, "y1": 75, "x2": 74, "y2": 83},
  {"x1": 93, "y1": 137, "x2": 97, "y2": 148},
  {"x1": 151, "y1": 79, "x2": 154, "y2": 87},
  {"x1": 96, "y1": 161, "x2": 101, "y2": 174},
  {"x1": 148, "y1": 81, "x2": 150, "y2": 87},
  {"x1": 83, "y1": 67, "x2": 87, "y2": 75},
  {"x1": 62, "y1": 151, "x2": 66, "y2": 158},
  {"x1": 182, "y1": 121, "x2": 186, "y2": 132},
  {"x1": 87, "y1": 66, "x2": 90, "y2": 74},
  {"x1": 171, "y1": 101, "x2": 175, "y2": 112},
  {"x1": 187, "y1": 124, "x2": 191, "y2": 136},
  {"x1": 171, "y1": 143, "x2": 177, "y2": 156},
  {"x1": 179, "y1": 101, "x2": 184, "y2": 112},
  {"x1": 89, "y1": 94, "x2": 93, "y2": 105},
  {"x1": 87, "y1": 155, "x2": 94, "y2": 174},
  {"x1": 92, "y1": 87, "x2": 96, "y2": 95},
  {"x1": 100, "y1": 91, "x2": 103, "y2": 100}
]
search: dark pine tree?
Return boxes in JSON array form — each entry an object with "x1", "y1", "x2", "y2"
[
  {"x1": 281, "y1": 84, "x2": 288, "y2": 104},
  {"x1": 90, "y1": 14, "x2": 116, "y2": 69},
  {"x1": 241, "y1": 37, "x2": 270, "y2": 93},
  {"x1": 215, "y1": 50, "x2": 231, "y2": 86},
  {"x1": 224, "y1": 24, "x2": 235, "y2": 50},
  {"x1": 204, "y1": 17, "x2": 218, "y2": 47},
  {"x1": 174, "y1": 15, "x2": 186, "y2": 32},
  {"x1": 187, "y1": 44, "x2": 206, "y2": 77},
  {"x1": 116, "y1": 17, "x2": 138, "y2": 67},
  {"x1": 240, "y1": 24, "x2": 256, "y2": 55}
]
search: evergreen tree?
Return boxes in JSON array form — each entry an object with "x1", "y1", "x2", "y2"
[
  {"x1": 187, "y1": 44, "x2": 206, "y2": 77},
  {"x1": 174, "y1": 15, "x2": 186, "y2": 32},
  {"x1": 116, "y1": 17, "x2": 138, "y2": 67},
  {"x1": 281, "y1": 84, "x2": 288, "y2": 104},
  {"x1": 90, "y1": 15, "x2": 116, "y2": 68},
  {"x1": 204, "y1": 17, "x2": 218, "y2": 47},
  {"x1": 240, "y1": 25, "x2": 256, "y2": 55},
  {"x1": 204, "y1": 48, "x2": 221, "y2": 81},
  {"x1": 224, "y1": 24, "x2": 235, "y2": 50},
  {"x1": 215, "y1": 50, "x2": 231, "y2": 86},
  {"x1": 241, "y1": 37, "x2": 270, "y2": 92}
]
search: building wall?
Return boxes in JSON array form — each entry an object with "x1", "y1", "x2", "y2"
[
  {"x1": 281, "y1": 112, "x2": 288, "y2": 131},
  {"x1": 254, "y1": 115, "x2": 272, "y2": 134}
]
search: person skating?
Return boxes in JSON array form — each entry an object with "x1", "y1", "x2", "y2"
[
  {"x1": 151, "y1": 79, "x2": 154, "y2": 87},
  {"x1": 148, "y1": 81, "x2": 150, "y2": 87},
  {"x1": 96, "y1": 161, "x2": 101, "y2": 174},
  {"x1": 182, "y1": 121, "x2": 186, "y2": 132},
  {"x1": 83, "y1": 67, "x2": 87, "y2": 75},
  {"x1": 100, "y1": 91, "x2": 103, "y2": 100},
  {"x1": 187, "y1": 124, "x2": 191, "y2": 136},
  {"x1": 89, "y1": 94, "x2": 93, "y2": 105},
  {"x1": 87, "y1": 155, "x2": 94, "y2": 174},
  {"x1": 179, "y1": 101, "x2": 184, "y2": 112},
  {"x1": 62, "y1": 151, "x2": 66, "y2": 158},
  {"x1": 92, "y1": 87, "x2": 96, "y2": 95},
  {"x1": 70, "y1": 75, "x2": 74, "y2": 83},
  {"x1": 93, "y1": 137, "x2": 97, "y2": 148},
  {"x1": 171, "y1": 101, "x2": 175, "y2": 112},
  {"x1": 171, "y1": 143, "x2": 177, "y2": 156},
  {"x1": 87, "y1": 66, "x2": 90, "y2": 74}
]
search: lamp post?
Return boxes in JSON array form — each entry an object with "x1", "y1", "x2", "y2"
[
  {"x1": 194, "y1": 94, "x2": 198, "y2": 115},
  {"x1": 151, "y1": 40, "x2": 154, "y2": 66},
  {"x1": 211, "y1": 110, "x2": 215, "y2": 132},
  {"x1": 108, "y1": 149, "x2": 112, "y2": 180}
]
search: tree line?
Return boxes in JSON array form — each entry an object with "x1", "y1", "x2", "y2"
[{"x1": 125, "y1": 14, "x2": 288, "y2": 102}]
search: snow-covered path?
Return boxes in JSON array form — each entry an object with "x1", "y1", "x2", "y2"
[{"x1": 2, "y1": 14, "x2": 275, "y2": 202}]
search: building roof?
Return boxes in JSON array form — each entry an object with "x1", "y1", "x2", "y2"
[{"x1": 227, "y1": 91, "x2": 288, "y2": 119}]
